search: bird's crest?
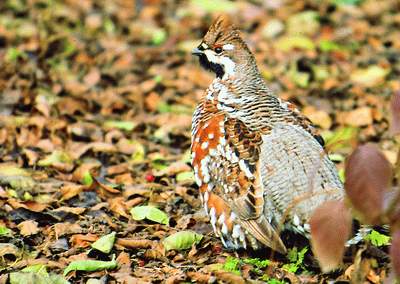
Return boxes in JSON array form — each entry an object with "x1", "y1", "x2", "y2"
[{"x1": 203, "y1": 15, "x2": 241, "y2": 47}]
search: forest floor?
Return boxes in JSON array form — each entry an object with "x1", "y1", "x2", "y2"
[{"x1": 0, "y1": 0, "x2": 399, "y2": 283}]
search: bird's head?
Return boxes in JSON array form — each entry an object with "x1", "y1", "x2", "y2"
[{"x1": 192, "y1": 15, "x2": 256, "y2": 80}]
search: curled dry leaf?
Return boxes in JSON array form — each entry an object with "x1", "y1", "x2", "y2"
[
  {"x1": 18, "y1": 220, "x2": 39, "y2": 236},
  {"x1": 345, "y1": 144, "x2": 392, "y2": 224},
  {"x1": 390, "y1": 230, "x2": 400, "y2": 279},
  {"x1": 116, "y1": 238, "x2": 155, "y2": 249},
  {"x1": 310, "y1": 200, "x2": 352, "y2": 272},
  {"x1": 390, "y1": 90, "x2": 400, "y2": 135}
]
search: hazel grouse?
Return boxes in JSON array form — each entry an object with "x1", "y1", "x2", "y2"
[{"x1": 190, "y1": 16, "x2": 344, "y2": 254}]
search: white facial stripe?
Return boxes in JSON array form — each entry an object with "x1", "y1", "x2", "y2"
[
  {"x1": 219, "y1": 56, "x2": 235, "y2": 78},
  {"x1": 223, "y1": 44, "x2": 234, "y2": 50},
  {"x1": 200, "y1": 42, "x2": 208, "y2": 49},
  {"x1": 204, "y1": 50, "x2": 236, "y2": 79}
]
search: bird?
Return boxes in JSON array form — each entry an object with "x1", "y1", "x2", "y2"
[{"x1": 190, "y1": 15, "x2": 344, "y2": 254}]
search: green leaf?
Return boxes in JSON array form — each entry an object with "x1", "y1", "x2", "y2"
[
  {"x1": 130, "y1": 205, "x2": 169, "y2": 225},
  {"x1": 0, "y1": 164, "x2": 35, "y2": 191},
  {"x1": 152, "y1": 29, "x2": 167, "y2": 45},
  {"x1": 338, "y1": 168, "x2": 345, "y2": 183},
  {"x1": 0, "y1": 225, "x2": 11, "y2": 236},
  {"x1": 350, "y1": 65, "x2": 390, "y2": 87},
  {"x1": 287, "y1": 11, "x2": 319, "y2": 36},
  {"x1": 22, "y1": 264, "x2": 48, "y2": 276},
  {"x1": 289, "y1": 63, "x2": 310, "y2": 88},
  {"x1": 319, "y1": 40, "x2": 343, "y2": 52},
  {"x1": 364, "y1": 230, "x2": 391, "y2": 247},
  {"x1": 176, "y1": 171, "x2": 194, "y2": 182},
  {"x1": 283, "y1": 247, "x2": 308, "y2": 273},
  {"x1": 130, "y1": 140, "x2": 145, "y2": 163},
  {"x1": 103, "y1": 120, "x2": 136, "y2": 131},
  {"x1": 163, "y1": 230, "x2": 203, "y2": 251},
  {"x1": 63, "y1": 256, "x2": 117, "y2": 276},
  {"x1": 10, "y1": 272, "x2": 69, "y2": 284},
  {"x1": 82, "y1": 171, "x2": 93, "y2": 186},
  {"x1": 243, "y1": 258, "x2": 270, "y2": 269},
  {"x1": 328, "y1": 153, "x2": 345, "y2": 162},
  {"x1": 222, "y1": 256, "x2": 241, "y2": 275},
  {"x1": 331, "y1": 0, "x2": 363, "y2": 6},
  {"x1": 190, "y1": 0, "x2": 238, "y2": 12},
  {"x1": 5, "y1": 47, "x2": 27, "y2": 62},
  {"x1": 37, "y1": 150, "x2": 73, "y2": 167},
  {"x1": 91, "y1": 232, "x2": 116, "y2": 254},
  {"x1": 267, "y1": 279, "x2": 288, "y2": 284},
  {"x1": 322, "y1": 127, "x2": 358, "y2": 151},
  {"x1": 275, "y1": 35, "x2": 315, "y2": 52}
]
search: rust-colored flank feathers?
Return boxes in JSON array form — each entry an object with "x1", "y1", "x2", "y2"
[{"x1": 190, "y1": 15, "x2": 344, "y2": 253}]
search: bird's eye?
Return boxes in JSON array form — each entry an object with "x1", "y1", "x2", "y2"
[{"x1": 214, "y1": 47, "x2": 223, "y2": 54}]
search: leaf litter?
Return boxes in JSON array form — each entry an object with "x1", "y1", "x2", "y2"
[{"x1": 0, "y1": 0, "x2": 399, "y2": 282}]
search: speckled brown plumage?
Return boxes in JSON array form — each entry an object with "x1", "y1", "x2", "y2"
[{"x1": 191, "y1": 16, "x2": 343, "y2": 253}]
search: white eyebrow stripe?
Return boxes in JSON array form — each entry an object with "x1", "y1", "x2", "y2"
[
  {"x1": 201, "y1": 42, "x2": 209, "y2": 49},
  {"x1": 223, "y1": 44, "x2": 234, "y2": 50}
]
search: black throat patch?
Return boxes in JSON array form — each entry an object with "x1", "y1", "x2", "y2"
[{"x1": 198, "y1": 54, "x2": 225, "y2": 79}]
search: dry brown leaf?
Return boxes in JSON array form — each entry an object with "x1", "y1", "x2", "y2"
[
  {"x1": 212, "y1": 270, "x2": 245, "y2": 284},
  {"x1": 187, "y1": 271, "x2": 213, "y2": 283},
  {"x1": 345, "y1": 144, "x2": 392, "y2": 223},
  {"x1": 7, "y1": 199, "x2": 48, "y2": 212},
  {"x1": 54, "y1": 222, "x2": 83, "y2": 238},
  {"x1": 391, "y1": 230, "x2": 400, "y2": 279},
  {"x1": 60, "y1": 184, "x2": 84, "y2": 200},
  {"x1": 52, "y1": 206, "x2": 86, "y2": 215},
  {"x1": 302, "y1": 106, "x2": 332, "y2": 130},
  {"x1": 108, "y1": 197, "x2": 130, "y2": 218},
  {"x1": 72, "y1": 161, "x2": 100, "y2": 183},
  {"x1": 116, "y1": 239, "x2": 155, "y2": 249},
  {"x1": 309, "y1": 200, "x2": 352, "y2": 272},
  {"x1": 83, "y1": 68, "x2": 101, "y2": 88},
  {"x1": 93, "y1": 177, "x2": 121, "y2": 193},
  {"x1": 70, "y1": 233, "x2": 98, "y2": 248},
  {"x1": 342, "y1": 107, "x2": 373, "y2": 127},
  {"x1": 18, "y1": 220, "x2": 39, "y2": 236},
  {"x1": 390, "y1": 90, "x2": 400, "y2": 135}
]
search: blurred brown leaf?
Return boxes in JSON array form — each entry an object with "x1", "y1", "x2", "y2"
[
  {"x1": 18, "y1": 220, "x2": 39, "y2": 236},
  {"x1": 310, "y1": 200, "x2": 352, "y2": 272},
  {"x1": 60, "y1": 184, "x2": 84, "y2": 200},
  {"x1": 390, "y1": 230, "x2": 400, "y2": 279},
  {"x1": 390, "y1": 90, "x2": 400, "y2": 135},
  {"x1": 345, "y1": 144, "x2": 392, "y2": 224}
]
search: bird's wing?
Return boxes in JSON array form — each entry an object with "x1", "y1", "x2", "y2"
[
  {"x1": 218, "y1": 118, "x2": 287, "y2": 253},
  {"x1": 258, "y1": 123, "x2": 344, "y2": 228}
]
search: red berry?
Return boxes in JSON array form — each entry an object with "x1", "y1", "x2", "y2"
[
  {"x1": 212, "y1": 244, "x2": 222, "y2": 254},
  {"x1": 145, "y1": 173, "x2": 155, "y2": 182}
]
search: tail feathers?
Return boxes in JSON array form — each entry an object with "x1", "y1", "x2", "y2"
[{"x1": 240, "y1": 216, "x2": 287, "y2": 254}]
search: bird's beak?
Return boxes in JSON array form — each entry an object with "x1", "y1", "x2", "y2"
[{"x1": 192, "y1": 47, "x2": 204, "y2": 56}]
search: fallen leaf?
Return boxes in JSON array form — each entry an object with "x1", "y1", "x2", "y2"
[
  {"x1": 342, "y1": 107, "x2": 373, "y2": 127},
  {"x1": 63, "y1": 256, "x2": 118, "y2": 276},
  {"x1": 390, "y1": 90, "x2": 400, "y2": 135},
  {"x1": 303, "y1": 106, "x2": 332, "y2": 130},
  {"x1": 130, "y1": 205, "x2": 169, "y2": 225},
  {"x1": 345, "y1": 144, "x2": 392, "y2": 223},
  {"x1": 116, "y1": 239, "x2": 155, "y2": 249},
  {"x1": 350, "y1": 65, "x2": 389, "y2": 87},
  {"x1": 18, "y1": 220, "x2": 39, "y2": 236},
  {"x1": 91, "y1": 232, "x2": 116, "y2": 254},
  {"x1": 275, "y1": 35, "x2": 316, "y2": 51},
  {"x1": 310, "y1": 200, "x2": 352, "y2": 272},
  {"x1": 390, "y1": 230, "x2": 400, "y2": 278},
  {"x1": 163, "y1": 231, "x2": 203, "y2": 251}
]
